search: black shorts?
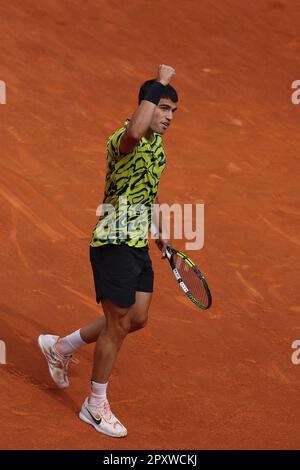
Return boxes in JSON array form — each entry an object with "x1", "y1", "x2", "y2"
[{"x1": 90, "y1": 244, "x2": 154, "y2": 308}]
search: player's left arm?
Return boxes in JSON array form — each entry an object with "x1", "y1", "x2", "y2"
[{"x1": 153, "y1": 196, "x2": 172, "y2": 258}]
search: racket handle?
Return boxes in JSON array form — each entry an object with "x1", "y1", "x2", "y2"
[{"x1": 165, "y1": 246, "x2": 172, "y2": 260}]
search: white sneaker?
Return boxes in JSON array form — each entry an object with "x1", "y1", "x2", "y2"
[
  {"x1": 79, "y1": 398, "x2": 127, "y2": 438},
  {"x1": 38, "y1": 334, "x2": 73, "y2": 389}
]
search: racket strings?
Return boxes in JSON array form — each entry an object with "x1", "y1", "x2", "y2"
[{"x1": 174, "y1": 254, "x2": 209, "y2": 307}]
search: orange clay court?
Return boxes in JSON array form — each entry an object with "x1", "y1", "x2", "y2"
[{"x1": 0, "y1": 0, "x2": 300, "y2": 450}]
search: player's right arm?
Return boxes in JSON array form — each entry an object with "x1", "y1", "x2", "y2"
[{"x1": 119, "y1": 65, "x2": 175, "y2": 154}]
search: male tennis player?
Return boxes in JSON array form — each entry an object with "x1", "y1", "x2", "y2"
[{"x1": 38, "y1": 64, "x2": 178, "y2": 438}]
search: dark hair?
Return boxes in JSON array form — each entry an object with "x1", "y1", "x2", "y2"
[{"x1": 138, "y1": 78, "x2": 178, "y2": 104}]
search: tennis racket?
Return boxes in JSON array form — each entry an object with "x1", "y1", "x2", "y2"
[{"x1": 165, "y1": 246, "x2": 212, "y2": 310}]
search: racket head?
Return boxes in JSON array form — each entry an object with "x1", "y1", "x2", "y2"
[{"x1": 166, "y1": 247, "x2": 212, "y2": 310}]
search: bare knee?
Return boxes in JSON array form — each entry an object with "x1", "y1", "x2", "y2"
[
  {"x1": 102, "y1": 300, "x2": 131, "y2": 340},
  {"x1": 128, "y1": 292, "x2": 151, "y2": 333},
  {"x1": 114, "y1": 314, "x2": 132, "y2": 338},
  {"x1": 130, "y1": 312, "x2": 148, "y2": 332}
]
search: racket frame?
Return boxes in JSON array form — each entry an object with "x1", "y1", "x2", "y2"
[{"x1": 165, "y1": 247, "x2": 212, "y2": 310}]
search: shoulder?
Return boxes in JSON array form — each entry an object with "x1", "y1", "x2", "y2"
[
  {"x1": 107, "y1": 120, "x2": 136, "y2": 161},
  {"x1": 107, "y1": 121, "x2": 127, "y2": 149}
]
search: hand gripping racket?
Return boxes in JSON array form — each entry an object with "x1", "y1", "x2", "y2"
[{"x1": 165, "y1": 246, "x2": 212, "y2": 310}]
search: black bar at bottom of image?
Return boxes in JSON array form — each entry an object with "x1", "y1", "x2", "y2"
[{"x1": 1, "y1": 450, "x2": 300, "y2": 465}]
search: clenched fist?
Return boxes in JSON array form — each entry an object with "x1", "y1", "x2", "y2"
[{"x1": 157, "y1": 64, "x2": 176, "y2": 86}]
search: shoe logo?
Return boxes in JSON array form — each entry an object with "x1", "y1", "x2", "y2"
[{"x1": 87, "y1": 407, "x2": 102, "y2": 426}]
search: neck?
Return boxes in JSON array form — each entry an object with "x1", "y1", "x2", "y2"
[{"x1": 144, "y1": 128, "x2": 155, "y2": 143}]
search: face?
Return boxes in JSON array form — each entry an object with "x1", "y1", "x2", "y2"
[{"x1": 150, "y1": 98, "x2": 178, "y2": 134}]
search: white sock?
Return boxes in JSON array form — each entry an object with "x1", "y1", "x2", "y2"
[
  {"x1": 56, "y1": 329, "x2": 86, "y2": 355},
  {"x1": 89, "y1": 381, "x2": 108, "y2": 406}
]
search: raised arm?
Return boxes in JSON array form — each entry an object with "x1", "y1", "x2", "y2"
[{"x1": 120, "y1": 65, "x2": 176, "y2": 154}]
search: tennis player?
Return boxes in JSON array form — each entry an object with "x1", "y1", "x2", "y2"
[{"x1": 38, "y1": 64, "x2": 178, "y2": 438}]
